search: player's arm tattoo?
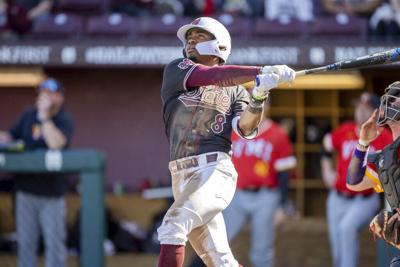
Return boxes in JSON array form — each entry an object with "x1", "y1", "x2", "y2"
[
  {"x1": 247, "y1": 105, "x2": 263, "y2": 114},
  {"x1": 247, "y1": 96, "x2": 264, "y2": 114}
]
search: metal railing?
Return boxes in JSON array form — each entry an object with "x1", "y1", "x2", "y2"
[{"x1": 0, "y1": 149, "x2": 106, "y2": 267}]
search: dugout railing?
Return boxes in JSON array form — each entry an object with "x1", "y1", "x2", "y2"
[{"x1": 0, "y1": 149, "x2": 105, "y2": 267}]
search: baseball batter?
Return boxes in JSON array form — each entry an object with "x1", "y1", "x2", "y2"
[{"x1": 158, "y1": 17, "x2": 296, "y2": 267}]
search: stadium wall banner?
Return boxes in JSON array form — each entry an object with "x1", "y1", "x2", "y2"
[{"x1": 0, "y1": 44, "x2": 396, "y2": 67}]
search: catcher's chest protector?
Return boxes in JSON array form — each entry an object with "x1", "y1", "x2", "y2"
[{"x1": 374, "y1": 137, "x2": 400, "y2": 209}]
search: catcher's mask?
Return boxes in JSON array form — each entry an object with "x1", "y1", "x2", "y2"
[{"x1": 377, "y1": 81, "x2": 400, "y2": 126}]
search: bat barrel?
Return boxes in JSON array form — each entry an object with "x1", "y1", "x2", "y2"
[{"x1": 296, "y1": 48, "x2": 400, "y2": 77}]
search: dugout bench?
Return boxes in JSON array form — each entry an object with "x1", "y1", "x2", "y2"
[{"x1": 0, "y1": 149, "x2": 105, "y2": 267}]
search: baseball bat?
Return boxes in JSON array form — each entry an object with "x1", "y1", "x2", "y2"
[{"x1": 296, "y1": 47, "x2": 400, "y2": 76}]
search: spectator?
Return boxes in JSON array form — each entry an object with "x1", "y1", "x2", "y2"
[
  {"x1": 179, "y1": 0, "x2": 224, "y2": 17},
  {"x1": 321, "y1": 92, "x2": 392, "y2": 267},
  {"x1": 19, "y1": 0, "x2": 52, "y2": 22},
  {"x1": 0, "y1": 0, "x2": 11, "y2": 38},
  {"x1": 110, "y1": 0, "x2": 154, "y2": 17},
  {"x1": 369, "y1": 0, "x2": 400, "y2": 39},
  {"x1": 0, "y1": 77, "x2": 73, "y2": 267},
  {"x1": 221, "y1": 0, "x2": 252, "y2": 16},
  {"x1": 6, "y1": 0, "x2": 53, "y2": 34},
  {"x1": 246, "y1": 0, "x2": 264, "y2": 17},
  {"x1": 264, "y1": 0, "x2": 314, "y2": 24},
  {"x1": 154, "y1": 0, "x2": 184, "y2": 16},
  {"x1": 322, "y1": 0, "x2": 381, "y2": 16},
  {"x1": 0, "y1": 0, "x2": 6, "y2": 27}
]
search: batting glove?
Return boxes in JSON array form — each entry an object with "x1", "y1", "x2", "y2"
[
  {"x1": 251, "y1": 73, "x2": 279, "y2": 103},
  {"x1": 262, "y1": 65, "x2": 296, "y2": 84}
]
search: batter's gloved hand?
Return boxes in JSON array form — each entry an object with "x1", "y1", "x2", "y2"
[
  {"x1": 262, "y1": 65, "x2": 296, "y2": 84},
  {"x1": 369, "y1": 209, "x2": 400, "y2": 249},
  {"x1": 251, "y1": 73, "x2": 279, "y2": 103}
]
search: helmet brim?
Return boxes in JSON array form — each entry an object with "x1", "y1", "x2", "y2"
[{"x1": 177, "y1": 24, "x2": 212, "y2": 45}]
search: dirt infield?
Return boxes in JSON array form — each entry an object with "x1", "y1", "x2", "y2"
[
  {"x1": 231, "y1": 218, "x2": 376, "y2": 267},
  {"x1": 0, "y1": 218, "x2": 381, "y2": 267}
]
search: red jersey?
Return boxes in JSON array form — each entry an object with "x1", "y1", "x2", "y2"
[
  {"x1": 232, "y1": 120, "x2": 296, "y2": 189},
  {"x1": 327, "y1": 121, "x2": 392, "y2": 196}
]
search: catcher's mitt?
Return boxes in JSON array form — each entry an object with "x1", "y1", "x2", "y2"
[{"x1": 370, "y1": 209, "x2": 400, "y2": 249}]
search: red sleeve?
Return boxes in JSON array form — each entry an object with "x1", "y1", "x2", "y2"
[
  {"x1": 272, "y1": 126, "x2": 296, "y2": 172},
  {"x1": 186, "y1": 64, "x2": 261, "y2": 88}
]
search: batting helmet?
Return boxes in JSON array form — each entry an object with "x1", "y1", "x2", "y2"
[
  {"x1": 177, "y1": 17, "x2": 231, "y2": 63},
  {"x1": 377, "y1": 81, "x2": 400, "y2": 126}
]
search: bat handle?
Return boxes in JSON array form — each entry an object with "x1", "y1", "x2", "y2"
[{"x1": 296, "y1": 70, "x2": 307, "y2": 77}]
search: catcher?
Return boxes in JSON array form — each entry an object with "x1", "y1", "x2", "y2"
[{"x1": 347, "y1": 81, "x2": 400, "y2": 266}]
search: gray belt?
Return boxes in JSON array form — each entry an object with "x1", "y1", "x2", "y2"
[{"x1": 169, "y1": 153, "x2": 219, "y2": 172}]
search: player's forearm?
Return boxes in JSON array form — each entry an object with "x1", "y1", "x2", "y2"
[
  {"x1": 186, "y1": 64, "x2": 261, "y2": 88},
  {"x1": 346, "y1": 146, "x2": 368, "y2": 185},
  {"x1": 320, "y1": 157, "x2": 336, "y2": 188},
  {"x1": 277, "y1": 171, "x2": 290, "y2": 205},
  {"x1": 237, "y1": 106, "x2": 263, "y2": 136},
  {"x1": 28, "y1": 0, "x2": 52, "y2": 20},
  {"x1": 41, "y1": 120, "x2": 67, "y2": 149}
]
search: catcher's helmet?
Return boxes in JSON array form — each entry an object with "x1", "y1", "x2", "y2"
[
  {"x1": 177, "y1": 17, "x2": 231, "y2": 63},
  {"x1": 377, "y1": 81, "x2": 400, "y2": 126}
]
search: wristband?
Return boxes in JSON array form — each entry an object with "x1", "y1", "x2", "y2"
[
  {"x1": 248, "y1": 97, "x2": 263, "y2": 113},
  {"x1": 357, "y1": 139, "x2": 370, "y2": 151}
]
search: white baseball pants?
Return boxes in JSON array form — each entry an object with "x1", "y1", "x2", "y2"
[{"x1": 158, "y1": 152, "x2": 239, "y2": 267}]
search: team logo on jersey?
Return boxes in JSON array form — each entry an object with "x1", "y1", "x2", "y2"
[
  {"x1": 178, "y1": 86, "x2": 232, "y2": 114},
  {"x1": 32, "y1": 123, "x2": 42, "y2": 140},
  {"x1": 233, "y1": 139, "x2": 273, "y2": 161},
  {"x1": 191, "y1": 18, "x2": 201, "y2": 25},
  {"x1": 254, "y1": 161, "x2": 269, "y2": 178},
  {"x1": 178, "y1": 59, "x2": 194, "y2": 70}
]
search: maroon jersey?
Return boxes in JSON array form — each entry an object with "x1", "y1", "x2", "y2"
[
  {"x1": 161, "y1": 58, "x2": 250, "y2": 160},
  {"x1": 326, "y1": 121, "x2": 392, "y2": 196}
]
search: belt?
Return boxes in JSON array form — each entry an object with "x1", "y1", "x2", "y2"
[
  {"x1": 242, "y1": 186, "x2": 275, "y2": 193},
  {"x1": 169, "y1": 153, "x2": 219, "y2": 172},
  {"x1": 336, "y1": 190, "x2": 372, "y2": 199},
  {"x1": 242, "y1": 187, "x2": 262, "y2": 192}
]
